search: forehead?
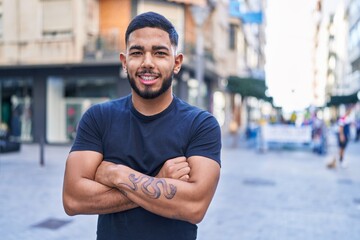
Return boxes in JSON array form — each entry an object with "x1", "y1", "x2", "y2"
[{"x1": 127, "y1": 27, "x2": 172, "y2": 48}]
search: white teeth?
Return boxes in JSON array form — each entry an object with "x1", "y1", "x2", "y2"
[{"x1": 141, "y1": 76, "x2": 156, "y2": 81}]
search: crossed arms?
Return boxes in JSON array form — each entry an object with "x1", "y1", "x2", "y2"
[{"x1": 62, "y1": 151, "x2": 220, "y2": 224}]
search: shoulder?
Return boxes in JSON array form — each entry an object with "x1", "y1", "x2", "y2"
[
  {"x1": 86, "y1": 95, "x2": 130, "y2": 115},
  {"x1": 174, "y1": 97, "x2": 220, "y2": 132},
  {"x1": 174, "y1": 97, "x2": 217, "y2": 122}
]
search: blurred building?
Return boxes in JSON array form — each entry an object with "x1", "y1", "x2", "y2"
[
  {"x1": 312, "y1": 0, "x2": 330, "y2": 108},
  {"x1": 348, "y1": 0, "x2": 360, "y2": 95},
  {"x1": 312, "y1": 0, "x2": 360, "y2": 117},
  {"x1": 1, "y1": 0, "x2": 125, "y2": 144},
  {"x1": 226, "y1": 0, "x2": 268, "y2": 133},
  {"x1": 0, "y1": 0, "x2": 235, "y2": 144}
]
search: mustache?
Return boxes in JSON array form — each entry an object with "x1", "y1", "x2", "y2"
[{"x1": 137, "y1": 70, "x2": 159, "y2": 75}]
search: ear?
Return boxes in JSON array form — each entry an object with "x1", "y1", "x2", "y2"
[
  {"x1": 120, "y1": 53, "x2": 127, "y2": 72},
  {"x1": 173, "y1": 53, "x2": 183, "y2": 74}
]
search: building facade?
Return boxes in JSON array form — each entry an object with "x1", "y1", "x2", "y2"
[
  {"x1": 348, "y1": 0, "x2": 360, "y2": 95},
  {"x1": 0, "y1": 0, "x2": 231, "y2": 144},
  {"x1": 311, "y1": 0, "x2": 360, "y2": 121},
  {"x1": 226, "y1": 0, "x2": 268, "y2": 133}
]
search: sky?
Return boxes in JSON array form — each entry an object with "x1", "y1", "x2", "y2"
[{"x1": 264, "y1": 0, "x2": 316, "y2": 112}]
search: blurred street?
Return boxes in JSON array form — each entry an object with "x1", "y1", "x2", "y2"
[
  {"x1": 1, "y1": 134, "x2": 360, "y2": 240},
  {"x1": 1, "y1": 1, "x2": 359, "y2": 239}
]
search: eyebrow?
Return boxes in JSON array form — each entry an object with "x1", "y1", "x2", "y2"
[
  {"x1": 129, "y1": 45, "x2": 144, "y2": 51},
  {"x1": 152, "y1": 45, "x2": 170, "y2": 52},
  {"x1": 128, "y1": 45, "x2": 170, "y2": 52}
]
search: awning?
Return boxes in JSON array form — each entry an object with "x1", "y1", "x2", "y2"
[
  {"x1": 326, "y1": 92, "x2": 359, "y2": 106},
  {"x1": 227, "y1": 75, "x2": 272, "y2": 102}
]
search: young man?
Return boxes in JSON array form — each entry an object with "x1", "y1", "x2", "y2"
[
  {"x1": 337, "y1": 106, "x2": 352, "y2": 168},
  {"x1": 62, "y1": 12, "x2": 221, "y2": 240}
]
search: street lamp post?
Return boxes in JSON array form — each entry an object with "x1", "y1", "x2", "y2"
[{"x1": 191, "y1": 5, "x2": 210, "y2": 109}]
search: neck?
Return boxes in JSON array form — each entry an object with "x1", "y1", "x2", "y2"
[{"x1": 131, "y1": 90, "x2": 173, "y2": 116}]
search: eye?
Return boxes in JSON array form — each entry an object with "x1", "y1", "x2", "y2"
[
  {"x1": 155, "y1": 51, "x2": 168, "y2": 57},
  {"x1": 130, "y1": 51, "x2": 142, "y2": 56}
]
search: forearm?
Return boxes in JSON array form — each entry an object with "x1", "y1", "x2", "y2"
[
  {"x1": 103, "y1": 165, "x2": 214, "y2": 224},
  {"x1": 63, "y1": 177, "x2": 138, "y2": 216}
]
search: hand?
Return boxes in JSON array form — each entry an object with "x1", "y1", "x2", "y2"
[
  {"x1": 95, "y1": 161, "x2": 119, "y2": 187},
  {"x1": 156, "y1": 156, "x2": 190, "y2": 181}
]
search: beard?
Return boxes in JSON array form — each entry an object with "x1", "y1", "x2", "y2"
[{"x1": 127, "y1": 72, "x2": 173, "y2": 99}]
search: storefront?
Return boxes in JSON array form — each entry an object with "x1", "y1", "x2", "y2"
[
  {"x1": 0, "y1": 62, "x2": 219, "y2": 144},
  {"x1": 0, "y1": 62, "x2": 129, "y2": 144}
]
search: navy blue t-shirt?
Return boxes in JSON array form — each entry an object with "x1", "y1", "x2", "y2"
[{"x1": 71, "y1": 95, "x2": 221, "y2": 240}]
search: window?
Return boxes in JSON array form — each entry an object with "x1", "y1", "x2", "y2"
[
  {"x1": 229, "y1": 24, "x2": 237, "y2": 50},
  {"x1": 42, "y1": 0, "x2": 72, "y2": 37},
  {"x1": 0, "y1": 15, "x2": 3, "y2": 39},
  {"x1": 0, "y1": 2, "x2": 3, "y2": 38}
]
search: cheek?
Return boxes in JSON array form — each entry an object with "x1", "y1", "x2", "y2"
[
  {"x1": 126, "y1": 63, "x2": 139, "y2": 75},
  {"x1": 157, "y1": 61, "x2": 175, "y2": 73},
  {"x1": 127, "y1": 58, "x2": 142, "y2": 68}
]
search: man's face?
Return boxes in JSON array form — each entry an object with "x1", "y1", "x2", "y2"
[{"x1": 121, "y1": 27, "x2": 183, "y2": 99}]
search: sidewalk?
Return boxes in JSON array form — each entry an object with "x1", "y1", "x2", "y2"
[
  {"x1": 199, "y1": 138, "x2": 360, "y2": 240},
  {"x1": 0, "y1": 139, "x2": 359, "y2": 240},
  {"x1": 0, "y1": 144, "x2": 97, "y2": 240}
]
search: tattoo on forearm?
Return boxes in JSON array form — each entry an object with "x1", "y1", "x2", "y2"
[{"x1": 119, "y1": 174, "x2": 177, "y2": 199}]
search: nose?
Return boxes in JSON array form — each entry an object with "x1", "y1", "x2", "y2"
[{"x1": 141, "y1": 53, "x2": 155, "y2": 68}]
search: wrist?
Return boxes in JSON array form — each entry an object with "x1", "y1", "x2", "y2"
[
  {"x1": 112, "y1": 165, "x2": 131, "y2": 190},
  {"x1": 102, "y1": 163, "x2": 124, "y2": 188}
]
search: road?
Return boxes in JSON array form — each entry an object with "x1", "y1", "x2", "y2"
[{"x1": 1, "y1": 135, "x2": 359, "y2": 240}]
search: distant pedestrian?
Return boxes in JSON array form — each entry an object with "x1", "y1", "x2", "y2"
[
  {"x1": 355, "y1": 117, "x2": 360, "y2": 141},
  {"x1": 328, "y1": 106, "x2": 353, "y2": 169},
  {"x1": 311, "y1": 111, "x2": 327, "y2": 155},
  {"x1": 337, "y1": 107, "x2": 353, "y2": 167}
]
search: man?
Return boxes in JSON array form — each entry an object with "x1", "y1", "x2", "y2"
[
  {"x1": 62, "y1": 12, "x2": 221, "y2": 240},
  {"x1": 337, "y1": 106, "x2": 352, "y2": 168}
]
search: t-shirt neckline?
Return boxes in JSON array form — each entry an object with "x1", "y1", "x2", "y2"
[{"x1": 129, "y1": 95, "x2": 177, "y2": 121}]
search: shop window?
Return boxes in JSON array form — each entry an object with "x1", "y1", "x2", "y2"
[
  {"x1": 0, "y1": 78, "x2": 33, "y2": 142},
  {"x1": 47, "y1": 76, "x2": 117, "y2": 143},
  {"x1": 41, "y1": 0, "x2": 72, "y2": 38}
]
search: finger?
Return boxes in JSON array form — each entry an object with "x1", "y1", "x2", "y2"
[
  {"x1": 174, "y1": 162, "x2": 189, "y2": 170},
  {"x1": 179, "y1": 174, "x2": 190, "y2": 182},
  {"x1": 178, "y1": 166, "x2": 190, "y2": 174},
  {"x1": 174, "y1": 166, "x2": 190, "y2": 179},
  {"x1": 171, "y1": 156, "x2": 187, "y2": 163}
]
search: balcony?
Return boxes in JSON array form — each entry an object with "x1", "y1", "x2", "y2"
[
  {"x1": 183, "y1": 43, "x2": 216, "y2": 73},
  {"x1": 0, "y1": 36, "x2": 79, "y2": 65},
  {"x1": 83, "y1": 34, "x2": 120, "y2": 62}
]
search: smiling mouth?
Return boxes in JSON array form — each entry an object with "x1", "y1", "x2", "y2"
[
  {"x1": 138, "y1": 73, "x2": 160, "y2": 85},
  {"x1": 140, "y1": 75, "x2": 157, "y2": 81}
]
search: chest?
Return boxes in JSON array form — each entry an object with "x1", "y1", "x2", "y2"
[{"x1": 102, "y1": 114, "x2": 191, "y2": 174}]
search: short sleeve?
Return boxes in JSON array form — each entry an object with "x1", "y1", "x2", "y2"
[
  {"x1": 185, "y1": 112, "x2": 222, "y2": 166},
  {"x1": 70, "y1": 104, "x2": 104, "y2": 154}
]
